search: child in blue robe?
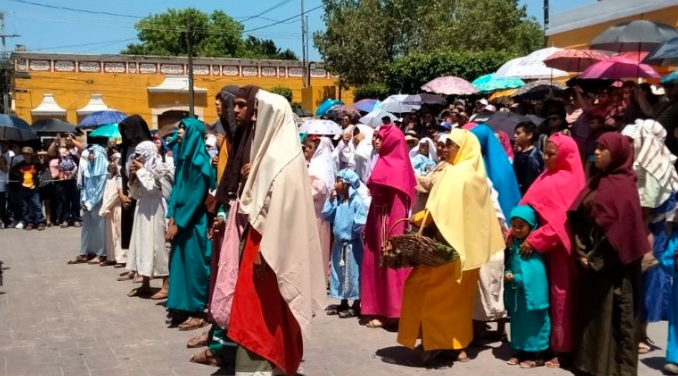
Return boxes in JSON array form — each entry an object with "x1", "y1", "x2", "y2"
[
  {"x1": 505, "y1": 205, "x2": 550, "y2": 368},
  {"x1": 322, "y1": 169, "x2": 367, "y2": 318}
]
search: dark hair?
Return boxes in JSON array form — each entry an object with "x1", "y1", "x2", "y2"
[
  {"x1": 515, "y1": 121, "x2": 537, "y2": 140},
  {"x1": 381, "y1": 116, "x2": 392, "y2": 124},
  {"x1": 590, "y1": 115, "x2": 606, "y2": 124}
]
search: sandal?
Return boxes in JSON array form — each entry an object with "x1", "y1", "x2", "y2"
[
  {"x1": 151, "y1": 290, "x2": 168, "y2": 300},
  {"x1": 639, "y1": 341, "x2": 652, "y2": 354},
  {"x1": 127, "y1": 287, "x2": 152, "y2": 297},
  {"x1": 339, "y1": 308, "x2": 359, "y2": 318},
  {"x1": 456, "y1": 350, "x2": 470, "y2": 363},
  {"x1": 117, "y1": 272, "x2": 135, "y2": 281},
  {"x1": 326, "y1": 305, "x2": 348, "y2": 316},
  {"x1": 545, "y1": 357, "x2": 560, "y2": 368},
  {"x1": 366, "y1": 319, "x2": 383, "y2": 328},
  {"x1": 189, "y1": 349, "x2": 222, "y2": 367},
  {"x1": 520, "y1": 359, "x2": 545, "y2": 368},
  {"x1": 507, "y1": 357, "x2": 521, "y2": 366},
  {"x1": 100, "y1": 260, "x2": 117, "y2": 266},
  {"x1": 187, "y1": 331, "x2": 209, "y2": 348},
  {"x1": 87, "y1": 256, "x2": 104, "y2": 265},
  {"x1": 67, "y1": 255, "x2": 88, "y2": 264},
  {"x1": 179, "y1": 317, "x2": 208, "y2": 332},
  {"x1": 114, "y1": 263, "x2": 126, "y2": 268}
]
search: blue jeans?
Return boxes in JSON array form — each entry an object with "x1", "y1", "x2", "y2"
[{"x1": 21, "y1": 187, "x2": 45, "y2": 226}]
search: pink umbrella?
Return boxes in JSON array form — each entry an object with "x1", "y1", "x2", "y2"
[
  {"x1": 543, "y1": 49, "x2": 610, "y2": 72},
  {"x1": 421, "y1": 76, "x2": 478, "y2": 95},
  {"x1": 578, "y1": 56, "x2": 660, "y2": 79}
]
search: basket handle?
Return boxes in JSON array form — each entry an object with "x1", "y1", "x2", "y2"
[{"x1": 387, "y1": 210, "x2": 430, "y2": 239}]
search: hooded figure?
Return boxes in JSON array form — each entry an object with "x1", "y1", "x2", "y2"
[{"x1": 212, "y1": 85, "x2": 240, "y2": 184}]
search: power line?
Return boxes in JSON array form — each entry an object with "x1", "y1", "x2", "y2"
[
  {"x1": 8, "y1": 0, "x2": 142, "y2": 19},
  {"x1": 27, "y1": 38, "x2": 136, "y2": 52},
  {"x1": 243, "y1": 4, "x2": 323, "y2": 33},
  {"x1": 239, "y1": 0, "x2": 293, "y2": 23}
]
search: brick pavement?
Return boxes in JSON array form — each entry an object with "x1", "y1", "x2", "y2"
[{"x1": 0, "y1": 227, "x2": 669, "y2": 375}]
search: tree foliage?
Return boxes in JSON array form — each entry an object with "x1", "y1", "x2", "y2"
[
  {"x1": 269, "y1": 86, "x2": 294, "y2": 102},
  {"x1": 122, "y1": 8, "x2": 297, "y2": 60},
  {"x1": 385, "y1": 51, "x2": 514, "y2": 94},
  {"x1": 353, "y1": 83, "x2": 390, "y2": 101},
  {"x1": 314, "y1": 0, "x2": 544, "y2": 87}
]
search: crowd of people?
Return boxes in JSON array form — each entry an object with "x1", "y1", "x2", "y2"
[{"x1": 1, "y1": 77, "x2": 678, "y2": 376}]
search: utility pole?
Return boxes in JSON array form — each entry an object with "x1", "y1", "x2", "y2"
[
  {"x1": 0, "y1": 12, "x2": 20, "y2": 115},
  {"x1": 305, "y1": 15, "x2": 311, "y2": 87},
  {"x1": 300, "y1": 0, "x2": 307, "y2": 87},
  {"x1": 543, "y1": 0, "x2": 550, "y2": 47},
  {"x1": 186, "y1": 15, "x2": 195, "y2": 118}
]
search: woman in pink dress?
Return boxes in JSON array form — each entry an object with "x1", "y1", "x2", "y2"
[
  {"x1": 362, "y1": 125, "x2": 416, "y2": 328},
  {"x1": 517, "y1": 133, "x2": 585, "y2": 368}
]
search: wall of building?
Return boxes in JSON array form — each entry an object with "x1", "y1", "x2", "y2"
[{"x1": 12, "y1": 53, "x2": 351, "y2": 127}]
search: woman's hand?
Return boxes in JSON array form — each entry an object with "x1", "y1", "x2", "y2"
[
  {"x1": 505, "y1": 273, "x2": 514, "y2": 282},
  {"x1": 519, "y1": 241, "x2": 534, "y2": 258},
  {"x1": 241, "y1": 163, "x2": 251, "y2": 180},
  {"x1": 131, "y1": 159, "x2": 144, "y2": 171},
  {"x1": 165, "y1": 218, "x2": 178, "y2": 241},
  {"x1": 119, "y1": 194, "x2": 131, "y2": 209},
  {"x1": 211, "y1": 154, "x2": 218, "y2": 168},
  {"x1": 580, "y1": 256, "x2": 590, "y2": 268},
  {"x1": 209, "y1": 217, "x2": 225, "y2": 239}
]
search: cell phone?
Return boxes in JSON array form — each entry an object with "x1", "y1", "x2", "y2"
[{"x1": 133, "y1": 153, "x2": 141, "y2": 160}]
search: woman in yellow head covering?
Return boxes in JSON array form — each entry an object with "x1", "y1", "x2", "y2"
[{"x1": 397, "y1": 129, "x2": 505, "y2": 364}]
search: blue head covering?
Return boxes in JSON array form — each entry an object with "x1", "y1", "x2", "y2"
[
  {"x1": 509, "y1": 205, "x2": 537, "y2": 230},
  {"x1": 82, "y1": 144, "x2": 108, "y2": 210},
  {"x1": 471, "y1": 124, "x2": 521, "y2": 216},
  {"x1": 337, "y1": 168, "x2": 361, "y2": 189}
]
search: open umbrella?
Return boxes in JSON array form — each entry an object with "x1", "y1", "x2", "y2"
[
  {"x1": 495, "y1": 47, "x2": 569, "y2": 80},
  {"x1": 421, "y1": 76, "x2": 477, "y2": 95},
  {"x1": 590, "y1": 20, "x2": 678, "y2": 53},
  {"x1": 89, "y1": 123, "x2": 122, "y2": 139},
  {"x1": 315, "y1": 99, "x2": 342, "y2": 117},
  {"x1": 79, "y1": 110, "x2": 128, "y2": 129},
  {"x1": 325, "y1": 105, "x2": 361, "y2": 121},
  {"x1": 401, "y1": 93, "x2": 447, "y2": 106},
  {"x1": 298, "y1": 119, "x2": 343, "y2": 136},
  {"x1": 472, "y1": 111, "x2": 534, "y2": 135},
  {"x1": 662, "y1": 70, "x2": 678, "y2": 84},
  {"x1": 643, "y1": 37, "x2": 678, "y2": 66},
  {"x1": 360, "y1": 110, "x2": 397, "y2": 128},
  {"x1": 376, "y1": 94, "x2": 420, "y2": 113},
  {"x1": 0, "y1": 114, "x2": 37, "y2": 141},
  {"x1": 566, "y1": 78, "x2": 616, "y2": 93},
  {"x1": 489, "y1": 88, "x2": 518, "y2": 100},
  {"x1": 544, "y1": 49, "x2": 610, "y2": 72},
  {"x1": 578, "y1": 56, "x2": 660, "y2": 80},
  {"x1": 30, "y1": 118, "x2": 76, "y2": 134},
  {"x1": 512, "y1": 80, "x2": 566, "y2": 100},
  {"x1": 353, "y1": 99, "x2": 379, "y2": 113},
  {"x1": 472, "y1": 74, "x2": 525, "y2": 93}
]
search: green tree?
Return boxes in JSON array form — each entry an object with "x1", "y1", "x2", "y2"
[
  {"x1": 122, "y1": 8, "x2": 298, "y2": 60},
  {"x1": 269, "y1": 86, "x2": 294, "y2": 102},
  {"x1": 314, "y1": 0, "x2": 544, "y2": 86}
]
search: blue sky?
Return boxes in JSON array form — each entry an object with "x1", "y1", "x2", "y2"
[{"x1": 2, "y1": 0, "x2": 596, "y2": 60}]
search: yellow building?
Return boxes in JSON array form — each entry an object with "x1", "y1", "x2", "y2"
[
  {"x1": 11, "y1": 52, "x2": 350, "y2": 134},
  {"x1": 547, "y1": 0, "x2": 678, "y2": 50}
]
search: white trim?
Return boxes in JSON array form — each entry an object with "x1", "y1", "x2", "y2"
[
  {"x1": 147, "y1": 75, "x2": 208, "y2": 94},
  {"x1": 150, "y1": 105, "x2": 203, "y2": 130},
  {"x1": 547, "y1": 0, "x2": 677, "y2": 36},
  {"x1": 76, "y1": 94, "x2": 113, "y2": 115},
  {"x1": 30, "y1": 93, "x2": 66, "y2": 116}
]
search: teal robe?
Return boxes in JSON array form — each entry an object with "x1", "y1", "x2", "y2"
[
  {"x1": 166, "y1": 118, "x2": 215, "y2": 314},
  {"x1": 505, "y1": 205, "x2": 551, "y2": 352}
]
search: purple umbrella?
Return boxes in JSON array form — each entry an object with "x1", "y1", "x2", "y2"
[
  {"x1": 78, "y1": 110, "x2": 128, "y2": 129},
  {"x1": 353, "y1": 99, "x2": 378, "y2": 113}
]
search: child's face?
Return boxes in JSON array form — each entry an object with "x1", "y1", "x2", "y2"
[
  {"x1": 108, "y1": 160, "x2": 118, "y2": 174},
  {"x1": 510, "y1": 217, "x2": 532, "y2": 239},
  {"x1": 514, "y1": 127, "x2": 532, "y2": 148},
  {"x1": 334, "y1": 178, "x2": 345, "y2": 193}
]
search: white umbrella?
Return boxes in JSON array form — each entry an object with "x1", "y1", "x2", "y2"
[
  {"x1": 360, "y1": 110, "x2": 398, "y2": 128},
  {"x1": 298, "y1": 119, "x2": 343, "y2": 136},
  {"x1": 495, "y1": 47, "x2": 569, "y2": 80},
  {"x1": 375, "y1": 94, "x2": 420, "y2": 113}
]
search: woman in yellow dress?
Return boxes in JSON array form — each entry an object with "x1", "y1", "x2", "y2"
[{"x1": 397, "y1": 128, "x2": 506, "y2": 364}]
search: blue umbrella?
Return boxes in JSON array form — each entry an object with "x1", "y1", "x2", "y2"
[
  {"x1": 472, "y1": 74, "x2": 525, "y2": 94},
  {"x1": 353, "y1": 98, "x2": 379, "y2": 113},
  {"x1": 662, "y1": 69, "x2": 678, "y2": 84},
  {"x1": 0, "y1": 114, "x2": 37, "y2": 141},
  {"x1": 643, "y1": 37, "x2": 678, "y2": 66},
  {"x1": 315, "y1": 99, "x2": 342, "y2": 116},
  {"x1": 78, "y1": 110, "x2": 128, "y2": 129}
]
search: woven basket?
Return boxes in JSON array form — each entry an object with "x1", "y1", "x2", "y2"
[{"x1": 380, "y1": 213, "x2": 458, "y2": 269}]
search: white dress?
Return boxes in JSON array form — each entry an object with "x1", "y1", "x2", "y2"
[{"x1": 127, "y1": 165, "x2": 173, "y2": 277}]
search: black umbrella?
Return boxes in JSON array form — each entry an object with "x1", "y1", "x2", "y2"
[
  {"x1": 642, "y1": 36, "x2": 678, "y2": 66},
  {"x1": 31, "y1": 118, "x2": 77, "y2": 134},
  {"x1": 566, "y1": 78, "x2": 615, "y2": 93},
  {"x1": 0, "y1": 114, "x2": 37, "y2": 142},
  {"x1": 402, "y1": 93, "x2": 446, "y2": 106},
  {"x1": 511, "y1": 80, "x2": 566, "y2": 100},
  {"x1": 590, "y1": 20, "x2": 678, "y2": 53},
  {"x1": 473, "y1": 111, "x2": 534, "y2": 135}
]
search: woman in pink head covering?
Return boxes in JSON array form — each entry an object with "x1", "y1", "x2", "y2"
[
  {"x1": 517, "y1": 133, "x2": 585, "y2": 368},
  {"x1": 362, "y1": 125, "x2": 416, "y2": 328},
  {"x1": 496, "y1": 131, "x2": 515, "y2": 163}
]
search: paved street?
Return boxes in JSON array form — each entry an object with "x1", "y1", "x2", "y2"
[{"x1": 0, "y1": 227, "x2": 669, "y2": 376}]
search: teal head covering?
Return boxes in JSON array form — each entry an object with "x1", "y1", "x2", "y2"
[
  {"x1": 509, "y1": 205, "x2": 537, "y2": 230},
  {"x1": 337, "y1": 168, "x2": 360, "y2": 189},
  {"x1": 175, "y1": 118, "x2": 215, "y2": 190}
]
